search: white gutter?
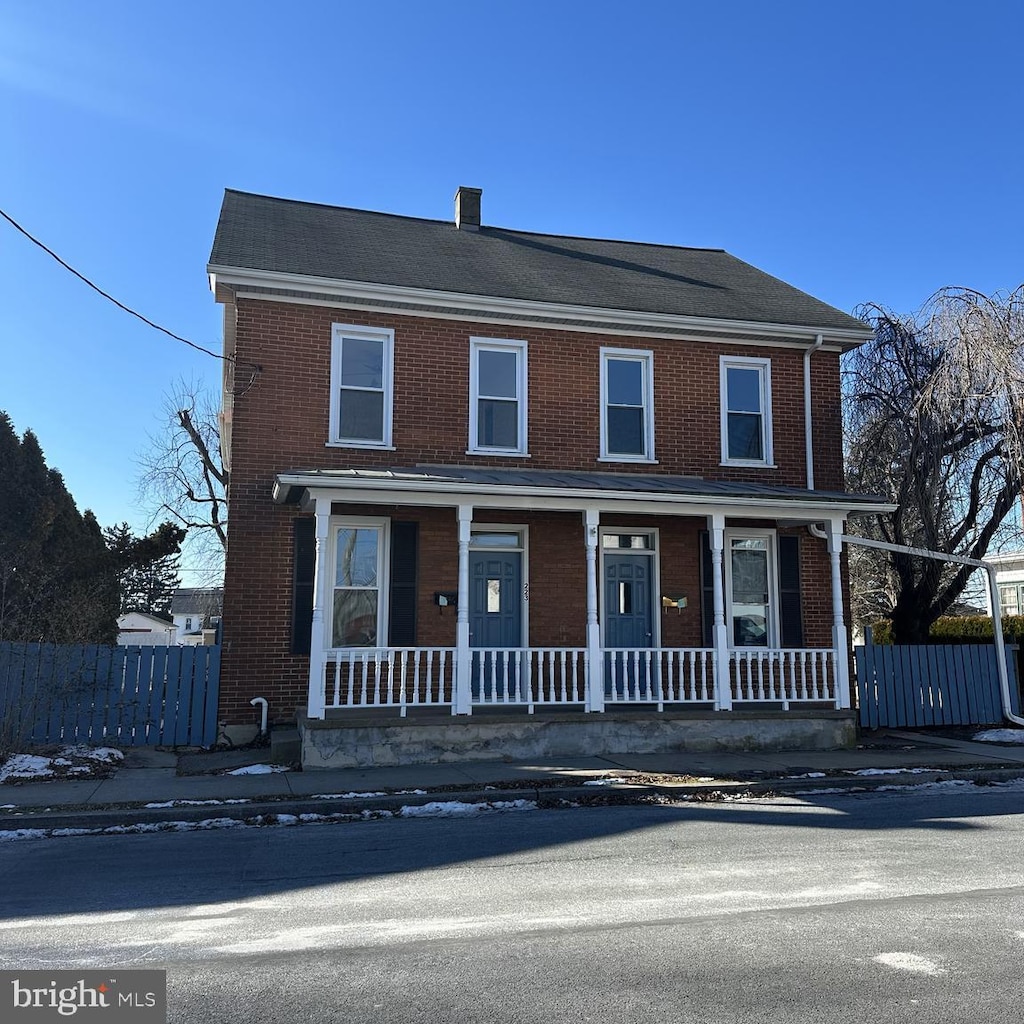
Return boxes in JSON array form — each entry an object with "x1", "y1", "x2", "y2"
[
  {"x1": 804, "y1": 333, "x2": 824, "y2": 489},
  {"x1": 808, "y1": 525, "x2": 1023, "y2": 727},
  {"x1": 208, "y1": 266, "x2": 874, "y2": 348}
]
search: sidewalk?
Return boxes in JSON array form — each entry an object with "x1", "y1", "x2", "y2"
[{"x1": 3, "y1": 730, "x2": 1024, "y2": 834}]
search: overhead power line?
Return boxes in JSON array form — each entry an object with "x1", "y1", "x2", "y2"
[{"x1": 0, "y1": 206, "x2": 257, "y2": 377}]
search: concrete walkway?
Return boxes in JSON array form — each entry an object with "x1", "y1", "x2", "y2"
[{"x1": 3, "y1": 730, "x2": 1024, "y2": 832}]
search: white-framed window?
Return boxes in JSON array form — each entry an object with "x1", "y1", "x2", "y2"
[
  {"x1": 330, "y1": 518, "x2": 390, "y2": 648},
  {"x1": 329, "y1": 324, "x2": 394, "y2": 448},
  {"x1": 600, "y1": 348, "x2": 655, "y2": 462},
  {"x1": 724, "y1": 531, "x2": 779, "y2": 648},
  {"x1": 999, "y1": 583, "x2": 1023, "y2": 617},
  {"x1": 468, "y1": 337, "x2": 528, "y2": 455},
  {"x1": 720, "y1": 356, "x2": 773, "y2": 466},
  {"x1": 184, "y1": 617, "x2": 193, "y2": 632}
]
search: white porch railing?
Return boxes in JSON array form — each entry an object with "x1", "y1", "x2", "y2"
[
  {"x1": 470, "y1": 648, "x2": 587, "y2": 711},
  {"x1": 728, "y1": 648, "x2": 838, "y2": 708},
  {"x1": 324, "y1": 647, "x2": 455, "y2": 715},
  {"x1": 604, "y1": 648, "x2": 716, "y2": 709}
]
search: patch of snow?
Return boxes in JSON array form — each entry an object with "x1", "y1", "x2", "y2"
[
  {"x1": 846, "y1": 768, "x2": 937, "y2": 776},
  {"x1": 873, "y1": 952, "x2": 946, "y2": 976},
  {"x1": 398, "y1": 799, "x2": 536, "y2": 818},
  {"x1": 0, "y1": 804, "x2": 15, "y2": 809},
  {"x1": 273, "y1": 814, "x2": 299, "y2": 825},
  {"x1": 223, "y1": 764, "x2": 290, "y2": 775},
  {"x1": 0, "y1": 755, "x2": 56, "y2": 782},
  {"x1": 310, "y1": 791, "x2": 387, "y2": 800},
  {"x1": 0, "y1": 828, "x2": 49, "y2": 842},
  {"x1": 144, "y1": 799, "x2": 250, "y2": 808},
  {"x1": 785, "y1": 772, "x2": 827, "y2": 779},
  {"x1": 395, "y1": 789, "x2": 427, "y2": 795},
  {"x1": 582, "y1": 777, "x2": 629, "y2": 786},
  {"x1": 973, "y1": 729, "x2": 1024, "y2": 744}
]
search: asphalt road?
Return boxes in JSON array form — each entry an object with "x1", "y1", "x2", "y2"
[{"x1": 2, "y1": 786, "x2": 1024, "y2": 1023}]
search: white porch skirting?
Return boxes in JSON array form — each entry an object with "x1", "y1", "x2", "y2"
[{"x1": 314, "y1": 646, "x2": 840, "y2": 717}]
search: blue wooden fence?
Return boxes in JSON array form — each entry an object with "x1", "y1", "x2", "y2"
[
  {"x1": 0, "y1": 642, "x2": 221, "y2": 747},
  {"x1": 855, "y1": 643, "x2": 1021, "y2": 729}
]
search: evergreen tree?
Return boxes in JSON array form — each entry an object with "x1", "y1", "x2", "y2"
[
  {"x1": 103, "y1": 521, "x2": 184, "y2": 617},
  {"x1": 0, "y1": 412, "x2": 120, "y2": 643}
]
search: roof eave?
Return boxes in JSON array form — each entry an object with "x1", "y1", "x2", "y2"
[{"x1": 208, "y1": 265, "x2": 873, "y2": 348}]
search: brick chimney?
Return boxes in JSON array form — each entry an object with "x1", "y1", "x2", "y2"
[{"x1": 454, "y1": 186, "x2": 482, "y2": 231}]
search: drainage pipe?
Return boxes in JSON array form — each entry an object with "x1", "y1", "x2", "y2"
[
  {"x1": 808, "y1": 524, "x2": 1024, "y2": 727},
  {"x1": 803, "y1": 334, "x2": 824, "y2": 490},
  {"x1": 249, "y1": 696, "x2": 269, "y2": 737}
]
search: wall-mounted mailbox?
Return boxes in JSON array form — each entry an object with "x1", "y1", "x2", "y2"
[{"x1": 661, "y1": 595, "x2": 687, "y2": 612}]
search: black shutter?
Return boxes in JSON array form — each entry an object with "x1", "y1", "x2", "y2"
[
  {"x1": 388, "y1": 521, "x2": 418, "y2": 646},
  {"x1": 778, "y1": 534, "x2": 804, "y2": 647},
  {"x1": 699, "y1": 531, "x2": 714, "y2": 647},
  {"x1": 291, "y1": 518, "x2": 315, "y2": 655}
]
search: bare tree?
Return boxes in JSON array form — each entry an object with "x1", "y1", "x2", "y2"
[
  {"x1": 845, "y1": 287, "x2": 1024, "y2": 642},
  {"x1": 138, "y1": 379, "x2": 227, "y2": 583}
]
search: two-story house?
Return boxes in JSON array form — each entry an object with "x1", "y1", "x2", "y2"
[{"x1": 208, "y1": 187, "x2": 890, "y2": 767}]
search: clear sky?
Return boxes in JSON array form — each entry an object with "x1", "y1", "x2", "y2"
[{"x1": 2, "y1": 0, "x2": 1022, "y2": 581}]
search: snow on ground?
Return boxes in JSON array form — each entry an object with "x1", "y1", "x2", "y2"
[
  {"x1": 582, "y1": 777, "x2": 629, "y2": 786},
  {"x1": 973, "y1": 729, "x2": 1024, "y2": 744},
  {"x1": 310, "y1": 791, "x2": 387, "y2": 800},
  {"x1": 144, "y1": 799, "x2": 251, "y2": 809},
  {"x1": 785, "y1": 772, "x2": 827, "y2": 779},
  {"x1": 846, "y1": 768, "x2": 938, "y2": 776},
  {"x1": 0, "y1": 746, "x2": 123, "y2": 784},
  {"x1": 223, "y1": 764, "x2": 290, "y2": 775},
  {"x1": 398, "y1": 800, "x2": 537, "y2": 817}
]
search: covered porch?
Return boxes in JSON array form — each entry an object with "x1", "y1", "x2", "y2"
[{"x1": 275, "y1": 466, "x2": 888, "y2": 728}]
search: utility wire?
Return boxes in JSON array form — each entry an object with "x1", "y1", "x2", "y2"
[{"x1": 0, "y1": 206, "x2": 257, "y2": 377}]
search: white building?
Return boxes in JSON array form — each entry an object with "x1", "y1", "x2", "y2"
[{"x1": 117, "y1": 611, "x2": 177, "y2": 646}]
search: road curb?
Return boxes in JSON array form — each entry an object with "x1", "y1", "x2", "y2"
[{"x1": 3, "y1": 765, "x2": 1024, "y2": 834}]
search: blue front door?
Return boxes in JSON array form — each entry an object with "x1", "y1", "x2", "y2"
[
  {"x1": 470, "y1": 550, "x2": 523, "y2": 699},
  {"x1": 604, "y1": 553, "x2": 654, "y2": 696}
]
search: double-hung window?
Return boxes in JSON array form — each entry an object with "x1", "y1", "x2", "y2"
[
  {"x1": 720, "y1": 356, "x2": 773, "y2": 465},
  {"x1": 600, "y1": 348, "x2": 655, "y2": 461},
  {"x1": 999, "y1": 583, "x2": 1023, "y2": 617},
  {"x1": 329, "y1": 324, "x2": 394, "y2": 448},
  {"x1": 331, "y1": 521, "x2": 387, "y2": 647},
  {"x1": 469, "y1": 338, "x2": 528, "y2": 455}
]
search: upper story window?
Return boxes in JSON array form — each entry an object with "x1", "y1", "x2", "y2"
[
  {"x1": 600, "y1": 348, "x2": 655, "y2": 462},
  {"x1": 720, "y1": 356, "x2": 773, "y2": 466},
  {"x1": 329, "y1": 324, "x2": 394, "y2": 448},
  {"x1": 468, "y1": 338, "x2": 528, "y2": 455},
  {"x1": 999, "y1": 583, "x2": 1023, "y2": 617}
]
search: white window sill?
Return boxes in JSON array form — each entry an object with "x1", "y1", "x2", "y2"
[
  {"x1": 598, "y1": 456, "x2": 659, "y2": 465},
  {"x1": 466, "y1": 449, "x2": 531, "y2": 458},
  {"x1": 326, "y1": 441, "x2": 397, "y2": 451},
  {"x1": 720, "y1": 460, "x2": 777, "y2": 469}
]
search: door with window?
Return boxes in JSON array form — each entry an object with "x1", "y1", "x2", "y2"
[
  {"x1": 603, "y1": 539, "x2": 655, "y2": 697},
  {"x1": 469, "y1": 538, "x2": 523, "y2": 700}
]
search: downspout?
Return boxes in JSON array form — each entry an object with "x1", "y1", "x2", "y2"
[
  {"x1": 808, "y1": 525, "x2": 1024, "y2": 727},
  {"x1": 804, "y1": 334, "x2": 824, "y2": 489}
]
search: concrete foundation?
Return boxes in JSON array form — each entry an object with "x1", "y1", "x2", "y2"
[{"x1": 298, "y1": 709, "x2": 857, "y2": 769}]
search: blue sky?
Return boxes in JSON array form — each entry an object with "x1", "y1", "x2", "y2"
[{"x1": 1, "y1": 0, "x2": 1022, "y2": 580}]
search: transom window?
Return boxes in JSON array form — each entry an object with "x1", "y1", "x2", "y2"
[
  {"x1": 332, "y1": 524, "x2": 384, "y2": 647},
  {"x1": 720, "y1": 356, "x2": 773, "y2": 466},
  {"x1": 600, "y1": 348, "x2": 655, "y2": 461},
  {"x1": 602, "y1": 533, "x2": 654, "y2": 550},
  {"x1": 329, "y1": 324, "x2": 394, "y2": 448},
  {"x1": 469, "y1": 338, "x2": 528, "y2": 455}
]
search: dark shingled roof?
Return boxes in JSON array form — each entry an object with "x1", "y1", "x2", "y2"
[
  {"x1": 276, "y1": 465, "x2": 887, "y2": 509},
  {"x1": 210, "y1": 190, "x2": 867, "y2": 333}
]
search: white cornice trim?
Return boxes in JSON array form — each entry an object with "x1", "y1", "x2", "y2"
[
  {"x1": 272, "y1": 472, "x2": 896, "y2": 517},
  {"x1": 208, "y1": 265, "x2": 873, "y2": 347}
]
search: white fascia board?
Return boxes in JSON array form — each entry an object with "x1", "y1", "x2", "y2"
[
  {"x1": 208, "y1": 265, "x2": 873, "y2": 347},
  {"x1": 272, "y1": 473, "x2": 895, "y2": 517}
]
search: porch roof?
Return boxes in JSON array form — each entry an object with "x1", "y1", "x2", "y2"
[{"x1": 273, "y1": 465, "x2": 894, "y2": 517}]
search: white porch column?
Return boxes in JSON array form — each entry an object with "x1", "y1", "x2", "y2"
[
  {"x1": 709, "y1": 513, "x2": 732, "y2": 711},
  {"x1": 454, "y1": 504, "x2": 474, "y2": 715},
  {"x1": 306, "y1": 492, "x2": 332, "y2": 719},
  {"x1": 826, "y1": 516, "x2": 851, "y2": 709},
  {"x1": 584, "y1": 509, "x2": 603, "y2": 712}
]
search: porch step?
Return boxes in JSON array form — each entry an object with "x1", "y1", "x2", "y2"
[{"x1": 270, "y1": 726, "x2": 301, "y2": 766}]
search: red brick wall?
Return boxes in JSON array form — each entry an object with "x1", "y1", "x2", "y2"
[{"x1": 219, "y1": 297, "x2": 847, "y2": 725}]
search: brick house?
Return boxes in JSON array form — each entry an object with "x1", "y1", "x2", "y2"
[{"x1": 207, "y1": 186, "x2": 889, "y2": 765}]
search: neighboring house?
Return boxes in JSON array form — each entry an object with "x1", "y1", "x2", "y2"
[
  {"x1": 207, "y1": 186, "x2": 891, "y2": 762},
  {"x1": 170, "y1": 588, "x2": 223, "y2": 646},
  {"x1": 117, "y1": 611, "x2": 177, "y2": 646},
  {"x1": 984, "y1": 551, "x2": 1024, "y2": 617}
]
